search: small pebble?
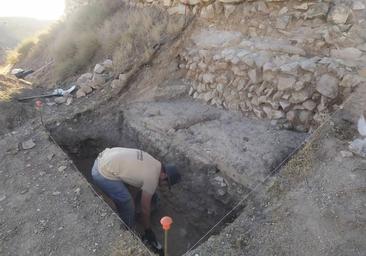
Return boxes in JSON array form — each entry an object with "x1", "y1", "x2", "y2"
[
  {"x1": 66, "y1": 97, "x2": 73, "y2": 106},
  {"x1": 52, "y1": 191, "x2": 61, "y2": 196},
  {"x1": 20, "y1": 189, "x2": 28, "y2": 194},
  {"x1": 74, "y1": 188, "x2": 81, "y2": 194},
  {"x1": 22, "y1": 139, "x2": 36, "y2": 150},
  {"x1": 58, "y1": 166, "x2": 67, "y2": 172},
  {"x1": 340, "y1": 150, "x2": 353, "y2": 158}
]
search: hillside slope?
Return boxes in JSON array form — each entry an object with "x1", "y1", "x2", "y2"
[
  {"x1": 0, "y1": 17, "x2": 52, "y2": 64},
  {"x1": 0, "y1": 17, "x2": 51, "y2": 48}
]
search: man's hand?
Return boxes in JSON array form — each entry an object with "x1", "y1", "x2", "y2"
[
  {"x1": 142, "y1": 228, "x2": 163, "y2": 254},
  {"x1": 142, "y1": 228, "x2": 157, "y2": 245}
]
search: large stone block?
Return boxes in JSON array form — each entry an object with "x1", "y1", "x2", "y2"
[
  {"x1": 277, "y1": 76, "x2": 296, "y2": 91},
  {"x1": 316, "y1": 74, "x2": 339, "y2": 99},
  {"x1": 330, "y1": 48, "x2": 363, "y2": 60},
  {"x1": 304, "y1": 2, "x2": 329, "y2": 19},
  {"x1": 328, "y1": 3, "x2": 351, "y2": 24}
]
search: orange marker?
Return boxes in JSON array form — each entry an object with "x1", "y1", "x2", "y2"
[
  {"x1": 160, "y1": 216, "x2": 173, "y2": 231},
  {"x1": 160, "y1": 216, "x2": 173, "y2": 256}
]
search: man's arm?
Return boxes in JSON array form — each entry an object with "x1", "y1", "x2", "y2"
[
  {"x1": 140, "y1": 191, "x2": 152, "y2": 229},
  {"x1": 141, "y1": 191, "x2": 161, "y2": 252}
]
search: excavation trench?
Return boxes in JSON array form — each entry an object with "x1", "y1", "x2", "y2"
[{"x1": 48, "y1": 109, "x2": 245, "y2": 256}]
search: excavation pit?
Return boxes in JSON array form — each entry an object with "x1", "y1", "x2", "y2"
[
  {"x1": 48, "y1": 100, "x2": 307, "y2": 255},
  {"x1": 48, "y1": 109, "x2": 246, "y2": 256}
]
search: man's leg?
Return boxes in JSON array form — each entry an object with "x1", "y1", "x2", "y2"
[{"x1": 91, "y1": 160, "x2": 135, "y2": 228}]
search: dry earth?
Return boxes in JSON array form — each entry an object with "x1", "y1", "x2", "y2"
[{"x1": 1, "y1": 0, "x2": 366, "y2": 255}]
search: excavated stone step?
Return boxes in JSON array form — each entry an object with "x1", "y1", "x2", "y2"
[{"x1": 122, "y1": 99, "x2": 307, "y2": 190}]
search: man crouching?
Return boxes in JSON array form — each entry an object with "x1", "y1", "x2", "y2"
[{"x1": 91, "y1": 147, "x2": 181, "y2": 251}]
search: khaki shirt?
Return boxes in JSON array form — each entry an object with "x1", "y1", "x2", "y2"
[{"x1": 97, "y1": 148, "x2": 161, "y2": 195}]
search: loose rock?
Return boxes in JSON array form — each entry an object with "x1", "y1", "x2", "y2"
[
  {"x1": 76, "y1": 89, "x2": 86, "y2": 98},
  {"x1": 94, "y1": 64, "x2": 105, "y2": 74},
  {"x1": 340, "y1": 150, "x2": 353, "y2": 158},
  {"x1": 102, "y1": 59, "x2": 113, "y2": 70},
  {"x1": 22, "y1": 139, "x2": 36, "y2": 150},
  {"x1": 54, "y1": 97, "x2": 67, "y2": 104},
  {"x1": 58, "y1": 166, "x2": 67, "y2": 172}
]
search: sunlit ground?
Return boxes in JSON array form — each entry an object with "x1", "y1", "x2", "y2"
[
  {"x1": 0, "y1": 64, "x2": 12, "y2": 75},
  {"x1": 0, "y1": 0, "x2": 64, "y2": 20},
  {"x1": 0, "y1": 74, "x2": 28, "y2": 102}
]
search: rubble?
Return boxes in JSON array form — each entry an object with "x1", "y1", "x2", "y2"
[{"x1": 74, "y1": 59, "x2": 114, "y2": 98}]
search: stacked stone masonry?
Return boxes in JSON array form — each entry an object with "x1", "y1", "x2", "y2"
[{"x1": 179, "y1": 29, "x2": 365, "y2": 131}]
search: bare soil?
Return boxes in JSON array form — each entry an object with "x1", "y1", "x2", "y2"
[{"x1": 2, "y1": 7, "x2": 364, "y2": 256}]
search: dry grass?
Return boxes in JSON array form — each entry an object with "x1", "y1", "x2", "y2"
[
  {"x1": 50, "y1": 1, "x2": 170, "y2": 80},
  {"x1": 97, "y1": 8, "x2": 169, "y2": 74},
  {"x1": 0, "y1": 64, "x2": 12, "y2": 75},
  {"x1": 267, "y1": 130, "x2": 322, "y2": 200},
  {"x1": 53, "y1": 30, "x2": 100, "y2": 79},
  {"x1": 10, "y1": 0, "x2": 184, "y2": 82},
  {"x1": 0, "y1": 75, "x2": 26, "y2": 102},
  {"x1": 5, "y1": 33, "x2": 42, "y2": 65}
]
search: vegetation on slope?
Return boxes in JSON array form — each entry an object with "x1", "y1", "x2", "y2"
[{"x1": 10, "y1": 0, "x2": 184, "y2": 83}]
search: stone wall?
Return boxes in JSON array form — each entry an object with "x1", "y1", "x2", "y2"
[
  {"x1": 178, "y1": 29, "x2": 365, "y2": 131},
  {"x1": 138, "y1": 0, "x2": 366, "y2": 19}
]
